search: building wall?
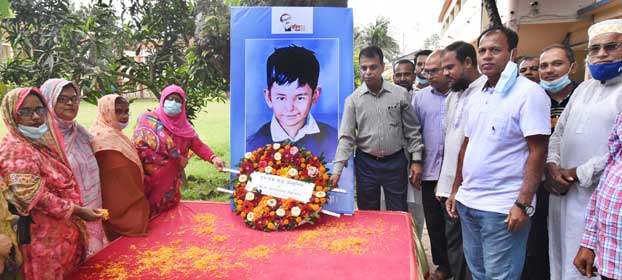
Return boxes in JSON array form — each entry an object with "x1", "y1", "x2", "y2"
[{"x1": 440, "y1": 0, "x2": 482, "y2": 47}]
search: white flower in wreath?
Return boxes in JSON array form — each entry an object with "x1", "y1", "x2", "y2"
[
  {"x1": 307, "y1": 166, "x2": 319, "y2": 178},
  {"x1": 315, "y1": 191, "x2": 326, "y2": 198},
  {"x1": 238, "y1": 174, "x2": 248, "y2": 183},
  {"x1": 273, "y1": 143, "x2": 281, "y2": 150},
  {"x1": 291, "y1": 206, "x2": 301, "y2": 217},
  {"x1": 265, "y1": 166, "x2": 273, "y2": 174},
  {"x1": 267, "y1": 199, "x2": 277, "y2": 207},
  {"x1": 247, "y1": 212, "x2": 255, "y2": 221},
  {"x1": 274, "y1": 152, "x2": 282, "y2": 161},
  {"x1": 288, "y1": 168, "x2": 298, "y2": 177},
  {"x1": 276, "y1": 208, "x2": 286, "y2": 217},
  {"x1": 245, "y1": 192, "x2": 255, "y2": 201},
  {"x1": 244, "y1": 152, "x2": 253, "y2": 159}
]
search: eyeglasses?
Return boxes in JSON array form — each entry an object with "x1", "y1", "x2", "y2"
[
  {"x1": 422, "y1": 68, "x2": 441, "y2": 77},
  {"x1": 17, "y1": 106, "x2": 47, "y2": 117},
  {"x1": 57, "y1": 95, "x2": 81, "y2": 104},
  {"x1": 519, "y1": 66, "x2": 539, "y2": 73},
  {"x1": 587, "y1": 42, "x2": 622, "y2": 56}
]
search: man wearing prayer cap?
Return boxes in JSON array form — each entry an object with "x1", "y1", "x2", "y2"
[{"x1": 546, "y1": 18, "x2": 622, "y2": 280}]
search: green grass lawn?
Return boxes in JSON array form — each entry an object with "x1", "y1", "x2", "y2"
[{"x1": 0, "y1": 99, "x2": 231, "y2": 202}]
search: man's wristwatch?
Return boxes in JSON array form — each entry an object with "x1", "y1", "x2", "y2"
[
  {"x1": 514, "y1": 200, "x2": 535, "y2": 217},
  {"x1": 411, "y1": 160, "x2": 423, "y2": 164}
]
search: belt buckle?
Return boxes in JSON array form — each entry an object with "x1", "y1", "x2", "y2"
[{"x1": 374, "y1": 154, "x2": 385, "y2": 160}]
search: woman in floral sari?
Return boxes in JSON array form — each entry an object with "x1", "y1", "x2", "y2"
[
  {"x1": 41, "y1": 78, "x2": 105, "y2": 256},
  {"x1": 0, "y1": 87, "x2": 102, "y2": 279},
  {"x1": 91, "y1": 95, "x2": 150, "y2": 241},
  {"x1": 133, "y1": 85, "x2": 226, "y2": 216}
]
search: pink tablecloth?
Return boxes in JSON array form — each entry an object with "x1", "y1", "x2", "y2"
[{"x1": 68, "y1": 201, "x2": 423, "y2": 280}]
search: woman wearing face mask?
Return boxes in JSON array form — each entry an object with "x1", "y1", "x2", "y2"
[
  {"x1": 133, "y1": 85, "x2": 226, "y2": 216},
  {"x1": 41, "y1": 79, "x2": 106, "y2": 256},
  {"x1": 0, "y1": 87, "x2": 102, "y2": 279},
  {"x1": 90, "y1": 95, "x2": 149, "y2": 241}
]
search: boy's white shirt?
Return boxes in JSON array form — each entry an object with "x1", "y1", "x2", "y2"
[{"x1": 270, "y1": 113, "x2": 320, "y2": 142}]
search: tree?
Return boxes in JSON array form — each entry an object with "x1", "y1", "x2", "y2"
[
  {"x1": 483, "y1": 0, "x2": 502, "y2": 28},
  {"x1": 355, "y1": 17, "x2": 400, "y2": 60},
  {"x1": 0, "y1": 0, "x2": 229, "y2": 120},
  {"x1": 422, "y1": 34, "x2": 441, "y2": 50}
]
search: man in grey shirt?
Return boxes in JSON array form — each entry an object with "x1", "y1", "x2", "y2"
[{"x1": 329, "y1": 46, "x2": 424, "y2": 211}]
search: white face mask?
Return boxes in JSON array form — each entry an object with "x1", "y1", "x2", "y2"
[
  {"x1": 119, "y1": 122, "x2": 129, "y2": 130},
  {"x1": 18, "y1": 123, "x2": 49, "y2": 139},
  {"x1": 163, "y1": 99, "x2": 182, "y2": 116},
  {"x1": 494, "y1": 50, "x2": 518, "y2": 95}
]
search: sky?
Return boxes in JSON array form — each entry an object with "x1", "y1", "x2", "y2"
[{"x1": 348, "y1": 0, "x2": 443, "y2": 56}]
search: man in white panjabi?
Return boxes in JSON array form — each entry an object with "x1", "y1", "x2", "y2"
[{"x1": 546, "y1": 18, "x2": 622, "y2": 280}]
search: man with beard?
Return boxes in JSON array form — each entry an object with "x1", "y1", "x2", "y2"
[
  {"x1": 438, "y1": 40, "x2": 485, "y2": 280},
  {"x1": 414, "y1": 50, "x2": 432, "y2": 91},
  {"x1": 413, "y1": 50, "x2": 452, "y2": 280},
  {"x1": 393, "y1": 59, "x2": 415, "y2": 93},
  {"x1": 518, "y1": 56, "x2": 541, "y2": 83},
  {"x1": 547, "y1": 19, "x2": 622, "y2": 280}
]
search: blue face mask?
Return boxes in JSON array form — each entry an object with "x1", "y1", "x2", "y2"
[
  {"x1": 119, "y1": 122, "x2": 129, "y2": 130},
  {"x1": 416, "y1": 76, "x2": 428, "y2": 85},
  {"x1": 588, "y1": 60, "x2": 622, "y2": 81},
  {"x1": 494, "y1": 57, "x2": 518, "y2": 95},
  {"x1": 540, "y1": 74, "x2": 572, "y2": 93},
  {"x1": 163, "y1": 99, "x2": 182, "y2": 116},
  {"x1": 18, "y1": 123, "x2": 49, "y2": 140}
]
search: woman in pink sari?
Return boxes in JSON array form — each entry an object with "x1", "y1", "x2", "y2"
[
  {"x1": 133, "y1": 85, "x2": 226, "y2": 216},
  {"x1": 0, "y1": 87, "x2": 102, "y2": 279},
  {"x1": 41, "y1": 78, "x2": 105, "y2": 256}
]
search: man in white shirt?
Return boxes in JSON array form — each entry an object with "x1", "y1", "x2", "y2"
[
  {"x1": 548, "y1": 19, "x2": 622, "y2": 280},
  {"x1": 446, "y1": 26, "x2": 551, "y2": 279},
  {"x1": 438, "y1": 40, "x2": 484, "y2": 280}
]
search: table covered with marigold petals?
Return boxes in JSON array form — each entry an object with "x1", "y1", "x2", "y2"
[{"x1": 68, "y1": 201, "x2": 428, "y2": 280}]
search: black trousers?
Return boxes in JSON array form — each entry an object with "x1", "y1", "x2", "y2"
[
  {"x1": 354, "y1": 149, "x2": 408, "y2": 211},
  {"x1": 521, "y1": 184, "x2": 550, "y2": 280},
  {"x1": 440, "y1": 197, "x2": 471, "y2": 280},
  {"x1": 422, "y1": 180, "x2": 451, "y2": 275}
]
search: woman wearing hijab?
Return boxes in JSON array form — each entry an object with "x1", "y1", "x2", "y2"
[
  {"x1": 90, "y1": 94, "x2": 150, "y2": 241},
  {"x1": 41, "y1": 78, "x2": 105, "y2": 256},
  {"x1": 0, "y1": 87, "x2": 101, "y2": 279},
  {"x1": 133, "y1": 85, "x2": 226, "y2": 216}
]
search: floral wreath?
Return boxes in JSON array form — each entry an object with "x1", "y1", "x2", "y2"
[{"x1": 232, "y1": 143, "x2": 332, "y2": 231}]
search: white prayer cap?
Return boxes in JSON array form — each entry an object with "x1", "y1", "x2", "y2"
[{"x1": 588, "y1": 19, "x2": 622, "y2": 40}]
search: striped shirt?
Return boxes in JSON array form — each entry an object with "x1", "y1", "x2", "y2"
[
  {"x1": 581, "y1": 112, "x2": 622, "y2": 279},
  {"x1": 333, "y1": 81, "x2": 424, "y2": 175}
]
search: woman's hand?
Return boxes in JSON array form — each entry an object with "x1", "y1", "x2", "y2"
[
  {"x1": 212, "y1": 157, "x2": 227, "y2": 171},
  {"x1": 0, "y1": 234, "x2": 12, "y2": 258},
  {"x1": 73, "y1": 205, "x2": 103, "y2": 221}
]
